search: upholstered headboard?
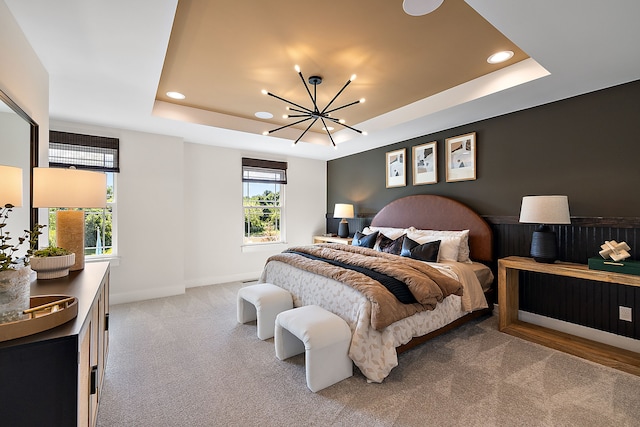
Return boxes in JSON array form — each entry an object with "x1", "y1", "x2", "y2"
[{"x1": 370, "y1": 195, "x2": 493, "y2": 262}]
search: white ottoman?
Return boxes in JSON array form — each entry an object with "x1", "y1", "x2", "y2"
[
  {"x1": 237, "y1": 283, "x2": 293, "y2": 340},
  {"x1": 275, "y1": 305, "x2": 353, "y2": 392}
]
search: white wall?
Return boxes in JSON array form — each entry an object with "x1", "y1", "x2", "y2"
[
  {"x1": 52, "y1": 122, "x2": 327, "y2": 303},
  {"x1": 183, "y1": 143, "x2": 327, "y2": 287},
  {"x1": 0, "y1": 1, "x2": 49, "y2": 165}
]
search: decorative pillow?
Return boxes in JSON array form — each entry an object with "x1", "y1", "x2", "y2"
[
  {"x1": 406, "y1": 228, "x2": 471, "y2": 263},
  {"x1": 401, "y1": 237, "x2": 440, "y2": 262},
  {"x1": 352, "y1": 231, "x2": 378, "y2": 248},
  {"x1": 362, "y1": 226, "x2": 405, "y2": 240},
  {"x1": 377, "y1": 233, "x2": 405, "y2": 255},
  {"x1": 405, "y1": 230, "x2": 461, "y2": 262}
]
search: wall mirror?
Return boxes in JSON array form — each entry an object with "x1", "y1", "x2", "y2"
[{"x1": 0, "y1": 88, "x2": 39, "y2": 258}]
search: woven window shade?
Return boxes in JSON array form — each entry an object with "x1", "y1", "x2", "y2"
[
  {"x1": 242, "y1": 158, "x2": 287, "y2": 184},
  {"x1": 49, "y1": 130, "x2": 120, "y2": 172}
]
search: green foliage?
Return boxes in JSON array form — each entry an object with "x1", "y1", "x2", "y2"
[
  {"x1": 0, "y1": 204, "x2": 45, "y2": 271},
  {"x1": 33, "y1": 246, "x2": 72, "y2": 257},
  {"x1": 243, "y1": 189, "x2": 281, "y2": 242}
]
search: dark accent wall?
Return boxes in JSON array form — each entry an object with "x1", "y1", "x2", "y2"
[
  {"x1": 327, "y1": 79, "x2": 640, "y2": 340},
  {"x1": 327, "y1": 79, "x2": 640, "y2": 217}
]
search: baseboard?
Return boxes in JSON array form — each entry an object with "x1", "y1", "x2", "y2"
[
  {"x1": 110, "y1": 284, "x2": 185, "y2": 305},
  {"x1": 184, "y1": 271, "x2": 262, "y2": 289},
  {"x1": 493, "y1": 304, "x2": 639, "y2": 353}
]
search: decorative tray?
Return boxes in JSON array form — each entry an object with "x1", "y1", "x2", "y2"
[{"x1": 0, "y1": 295, "x2": 78, "y2": 342}]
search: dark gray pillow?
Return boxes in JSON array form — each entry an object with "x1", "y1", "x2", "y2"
[
  {"x1": 352, "y1": 231, "x2": 378, "y2": 248},
  {"x1": 378, "y1": 234, "x2": 405, "y2": 255},
  {"x1": 401, "y1": 236, "x2": 440, "y2": 262}
]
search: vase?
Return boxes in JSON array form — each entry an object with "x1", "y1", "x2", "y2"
[
  {"x1": 29, "y1": 254, "x2": 75, "y2": 280},
  {"x1": 0, "y1": 266, "x2": 31, "y2": 324}
]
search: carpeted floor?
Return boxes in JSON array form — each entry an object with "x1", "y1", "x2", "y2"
[{"x1": 96, "y1": 281, "x2": 640, "y2": 426}]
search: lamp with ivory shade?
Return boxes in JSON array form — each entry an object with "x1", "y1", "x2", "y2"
[
  {"x1": 334, "y1": 203, "x2": 354, "y2": 238},
  {"x1": 519, "y1": 195, "x2": 571, "y2": 263},
  {"x1": 33, "y1": 167, "x2": 106, "y2": 271},
  {"x1": 0, "y1": 165, "x2": 23, "y2": 207}
]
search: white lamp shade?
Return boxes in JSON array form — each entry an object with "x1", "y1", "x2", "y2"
[
  {"x1": 519, "y1": 195, "x2": 571, "y2": 225},
  {"x1": 0, "y1": 165, "x2": 23, "y2": 207},
  {"x1": 334, "y1": 203, "x2": 354, "y2": 219},
  {"x1": 33, "y1": 167, "x2": 107, "y2": 208}
]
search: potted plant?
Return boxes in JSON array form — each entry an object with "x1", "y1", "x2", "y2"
[
  {"x1": 29, "y1": 246, "x2": 75, "y2": 280},
  {"x1": 0, "y1": 204, "x2": 44, "y2": 324}
]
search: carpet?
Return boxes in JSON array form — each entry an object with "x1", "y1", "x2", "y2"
[{"x1": 96, "y1": 281, "x2": 640, "y2": 426}]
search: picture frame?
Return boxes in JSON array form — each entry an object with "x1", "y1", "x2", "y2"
[
  {"x1": 412, "y1": 141, "x2": 437, "y2": 185},
  {"x1": 445, "y1": 132, "x2": 476, "y2": 182},
  {"x1": 385, "y1": 148, "x2": 406, "y2": 188}
]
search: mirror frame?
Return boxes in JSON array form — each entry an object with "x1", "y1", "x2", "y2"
[{"x1": 0, "y1": 88, "x2": 39, "y2": 230}]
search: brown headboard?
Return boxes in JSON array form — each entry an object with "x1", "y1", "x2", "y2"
[{"x1": 370, "y1": 195, "x2": 493, "y2": 262}]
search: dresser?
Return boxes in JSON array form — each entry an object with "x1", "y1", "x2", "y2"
[{"x1": 0, "y1": 262, "x2": 110, "y2": 426}]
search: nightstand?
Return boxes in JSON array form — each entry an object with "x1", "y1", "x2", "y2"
[{"x1": 313, "y1": 235, "x2": 353, "y2": 245}]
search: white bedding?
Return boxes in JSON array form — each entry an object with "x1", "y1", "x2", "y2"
[{"x1": 259, "y1": 259, "x2": 489, "y2": 383}]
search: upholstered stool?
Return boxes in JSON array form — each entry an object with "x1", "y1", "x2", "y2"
[
  {"x1": 275, "y1": 305, "x2": 353, "y2": 392},
  {"x1": 237, "y1": 283, "x2": 293, "y2": 340}
]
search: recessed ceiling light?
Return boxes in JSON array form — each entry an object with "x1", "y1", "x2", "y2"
[
  {"x1": 166, "y1": 91, "x2": 186, "y2": 100},
  {"x1": 487, "y1": 51, "x2": 514, "y2": 64},
  {"x1": 255, "y1": 111, "x2": 273, "y2": 119},
  {"x1": 403, "y1": 0, "x2": 444, "y2": 16}
]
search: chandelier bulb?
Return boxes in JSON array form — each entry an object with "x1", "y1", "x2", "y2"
[
  {"x1": 350, "y1": 74, "x2": 357, "y2": 81},
  {"x1": 294, "y1": 65, "x2": 301, "y2": 73},
  {"x1": 339, "y1": 119, "x2": 346, "y2": 124},
  {"x1": 362, "y1": 131, "x2": 368, "y2": 136},
  {"x1": 282, "y1": 114, "x2": 288, "y2": 119},
  {"x1": 261, "y1": 89, "x2": 268, "y2": 95},
  {"x1": 359, "y1": 98, "x2": 366, "y2": 103},
  {"x1": 262, "y1": 131, "x2": 269, "y2": 136}
]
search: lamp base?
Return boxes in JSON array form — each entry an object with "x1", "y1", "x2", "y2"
[
  {"x1": 530, "y1": 225, "x2": 558, "y2": 263},
  {"x1": 337, "y1": 220, "x2": 350, "y2": 238},
  {"x1": 57, "y1": 210, "x2": 85, "y2": 271}
]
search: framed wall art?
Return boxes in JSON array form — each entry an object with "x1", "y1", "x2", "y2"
[
  {"x1": 412, "y1": 141, "x2": 437, "y2": 185},
  {"x1": 445, "y1": 132, "x2": 476, "y2": 182},
  {"x1": 385, "y1": 148, "x2": 406, "y2": 188}
]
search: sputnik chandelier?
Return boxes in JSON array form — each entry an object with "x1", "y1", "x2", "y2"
[{"x1": 261, "y1": 65, "x2": 366, "y2": 147}]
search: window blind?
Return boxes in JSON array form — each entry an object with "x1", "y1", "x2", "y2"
[
  {"x1": 242, "y1": 158, "x2": 287, "y2": 184},
  {"x1": 49, "y1": 130, "x2": 120, "y2": 173}
]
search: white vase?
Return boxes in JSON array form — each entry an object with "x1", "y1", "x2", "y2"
[
  {"x1": 0, "y1": 266, "x2": 31, "y2": 324},
  {"x1": 29, "y1": 253, "x2": 76, "y2": 280}
]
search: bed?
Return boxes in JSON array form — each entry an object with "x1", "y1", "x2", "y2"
[{"x1": 259, "y1": 195, "x2": 494, "y2": 383}]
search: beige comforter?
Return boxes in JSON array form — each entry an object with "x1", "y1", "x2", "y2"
[{"x1": 266, "y1": 244, "x2": 464, "y2": 330}]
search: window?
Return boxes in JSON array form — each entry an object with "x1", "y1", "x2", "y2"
[
  {"x1": 48, "y1": 131, "x2": 119, "y2": 257},
  {"x1": 242, "y1": 158, "x2": 287, "y2": 245}
]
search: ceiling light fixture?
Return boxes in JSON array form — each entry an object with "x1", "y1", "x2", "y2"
[
  {"x1": 487, "y1": 50, "x2": 514, "y2": 64},
  {"x1": 261, "y1": 65, "x2": 365, "y2": 147},
  {"x1": 166, "y1": 91, "x2": 186, "y2": 100},
  {"x1": 403, "y1": 0, "x2": 444, "y2": 16}
]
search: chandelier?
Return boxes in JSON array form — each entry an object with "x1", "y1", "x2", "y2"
[{"x1": 261, "y1": 65, "x2": 365, "y2": 147}]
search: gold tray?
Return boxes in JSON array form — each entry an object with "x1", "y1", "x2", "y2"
[{"x1": 0, "y1": 295, "x2": 78, "y2": 342}]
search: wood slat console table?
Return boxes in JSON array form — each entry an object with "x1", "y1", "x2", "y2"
[{"x1": 498, "y1": 256, "x2": 640, "y2": 376}]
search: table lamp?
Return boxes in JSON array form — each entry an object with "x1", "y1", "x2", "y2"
[
  {"x1": 334, "y1": 203, "x2": 354, "y2": 238},
  {"x1": 519, "y1": 195, "x2": 571, "y2": 263},
  {"x1": 33, "y1": 167, "x2": 106, "y2": 271}
]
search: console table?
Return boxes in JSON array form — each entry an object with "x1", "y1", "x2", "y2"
[
  {"x1": 0, "y1": 262, "x2": 110, "y2": 426},
  {"x1": 498, "y1": 256, "x2": 640, "y2": 376}
]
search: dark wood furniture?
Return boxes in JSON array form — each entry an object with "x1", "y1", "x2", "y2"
[
  {"x1": 0, "y1": 262, "x2": 110, "y2": 426},
  {"x1": 498, "y1": 256, "x2": 640, "y2": 376}
]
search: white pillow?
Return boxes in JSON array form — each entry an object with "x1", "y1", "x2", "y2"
[
  {"x1": 362, "y1": 226, "x2": 405, "y2": 240},
  {"x1": 406, "y1": 228, "x2": 471, "y2": 263}
]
